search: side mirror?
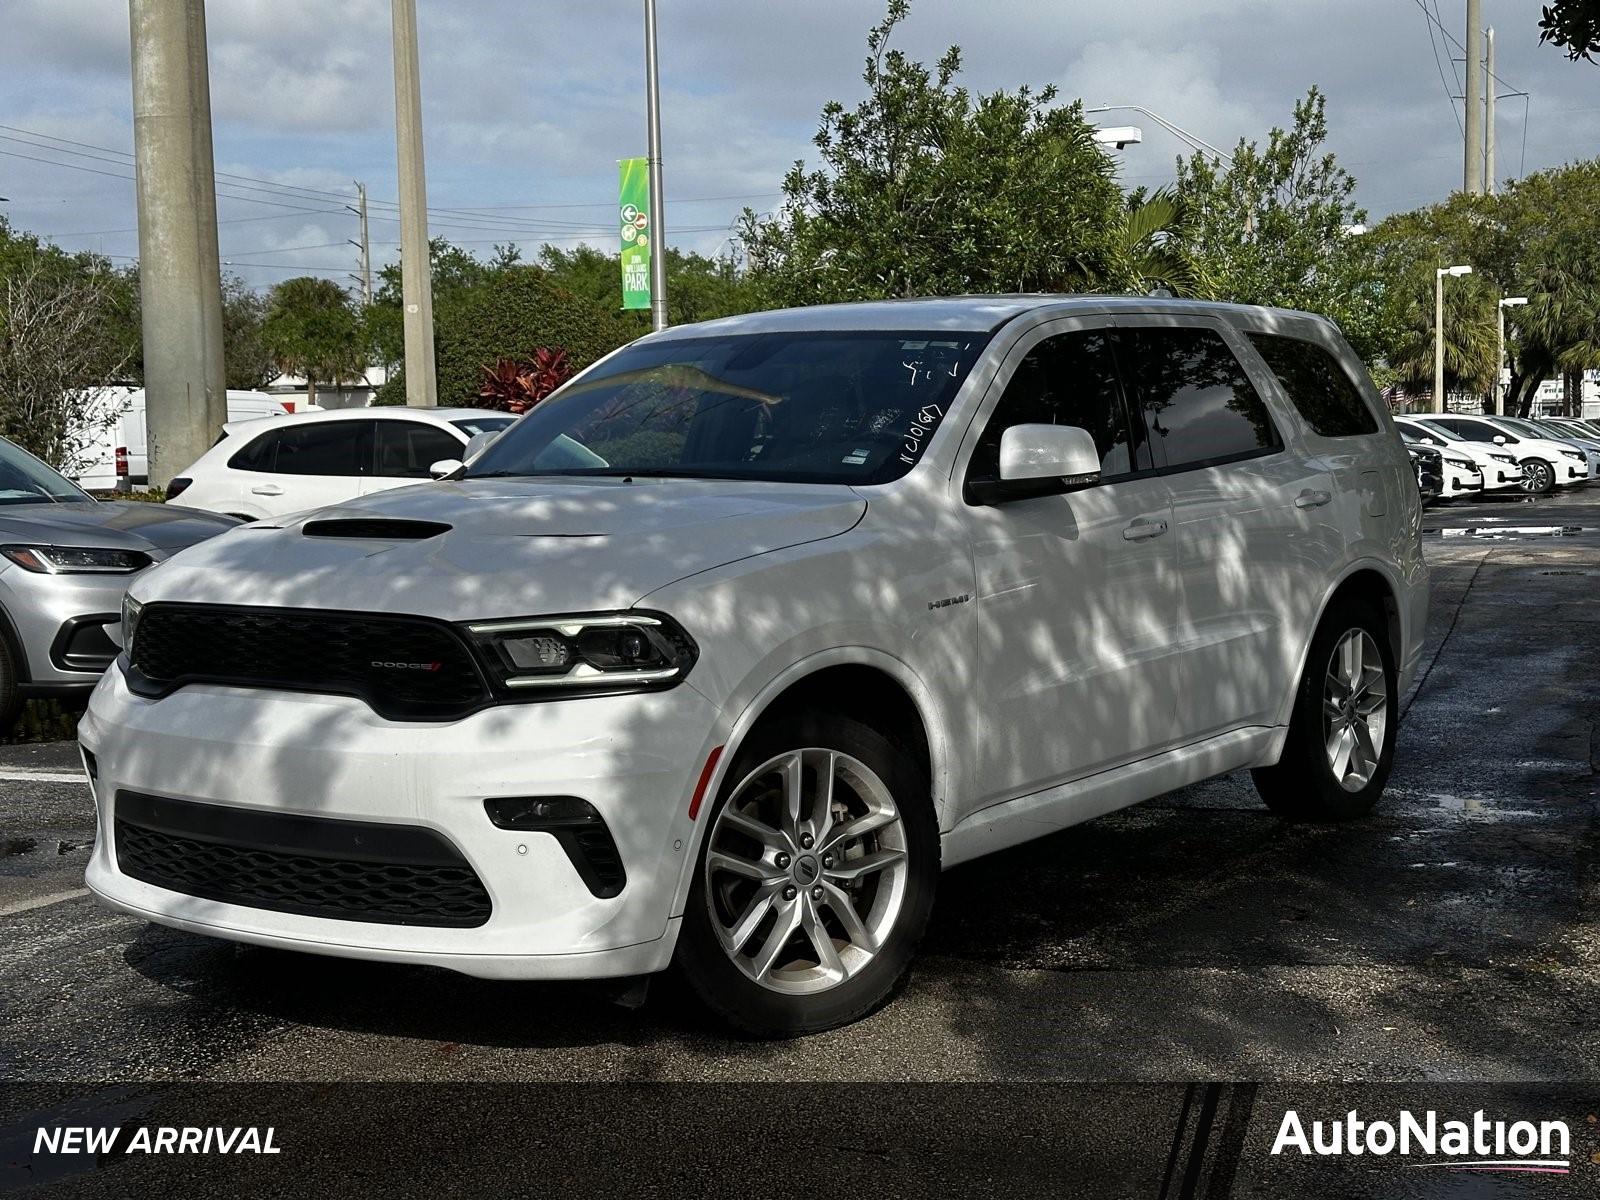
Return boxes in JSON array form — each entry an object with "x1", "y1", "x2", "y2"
[
  {"x1": 429, "y1": 459, "x2": 463, "y2": 480},
  {"x1": 970, "y1": 424, "x2": 1101, "y2": 504},
  {"x1": 1492, "y1": 435, "x2": 1507, "y2": 445},
  {"x1": 463, "y1": 430, "x2": 501, "y2": 462}
]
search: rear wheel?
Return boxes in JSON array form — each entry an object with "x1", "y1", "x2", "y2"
[
  {"x1": 1252, "y1": 599, "x2": 1397, "y2": 821},
  {"x1": 1520, "y1": 458, "x2": 1554, "y2": 494},
  {"x1": 675, "y1": 711, "x2": 938, "y2": 1036}
]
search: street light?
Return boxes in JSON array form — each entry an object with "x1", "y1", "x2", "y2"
[
  {"x1": 1434, "y1": 265, "x2": 1473, "y2": 415},
  {"x1": 1084, "y1": 105, "x2": 1229, "y2": 162},
  {"x1": 1495, "y1": 296, "x2": 1529, "y2": 415},
  {"x1": 1091, "y1": 125, "x2": 1143, "y2": 150}
]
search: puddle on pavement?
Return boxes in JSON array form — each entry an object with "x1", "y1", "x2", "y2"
[{"x1": 1431, "y1": 525, "x2": 1589, "y2": 539}]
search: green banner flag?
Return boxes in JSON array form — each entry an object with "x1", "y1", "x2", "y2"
[{"x1": 618, "y1": 157, "x2": 651, "y2": 311}]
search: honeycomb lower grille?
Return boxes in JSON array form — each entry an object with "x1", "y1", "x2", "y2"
[
  {"x1": 114, "y1": 792, "x2": 492, "y2": 928},
  {"x1": 127, "y1": 602, "x2": 489, "y2": 720}
]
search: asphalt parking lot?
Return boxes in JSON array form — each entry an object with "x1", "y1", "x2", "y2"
[{"x1": 3, "y1": 487, "x2": 1598, "y2": 1086}]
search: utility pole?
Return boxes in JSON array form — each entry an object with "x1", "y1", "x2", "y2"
[
  {"x1": 1463, "y1": 0, "x2": 1483, "y2": 195},
  {"x1": 644, "y1": 0, "x2": 668, "y2": 332},
  {"x1": 391, "y1": 0, "x2": 437, "y2": 405},
  {"x1": 129, "y1": 0, "x2": 227, "y2": 489},
  {"x1": 348, "y1": 181, "x2": 372, "y2": 305},
  {"x1": 1484, "y1": 28, "x2": 1496, "y2": 194}
]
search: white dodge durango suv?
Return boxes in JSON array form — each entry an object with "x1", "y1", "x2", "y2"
[{"x1": 81, "y1": 297, "x2": 1428, "y2": 1035}]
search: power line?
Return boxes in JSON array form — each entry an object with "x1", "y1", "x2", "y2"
[
  {"x1": 0, "y1": 121, "x2": 777, "y2": 225},
  {"x1": 1419, "y1": 0, "x2": 1463, "y2": 135}
]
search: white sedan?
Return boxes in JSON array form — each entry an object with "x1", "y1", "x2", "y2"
[
  {"x1": 1394, "y1": 417, "x2": 1521, "y2": 494},
  {"x1": 167, "y1": 408, "x2": 516, "y2": 520}
]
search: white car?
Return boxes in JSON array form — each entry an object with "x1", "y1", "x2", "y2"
[
  {"x1": 1394, "y1": 417, "x2": 1516, "y2": 494},
  {"x1": 82, "y1": 298, "x2": 1428, "y2": 1035},
  {"x1": 1407, "y1": 414, "x2": 1587, "y2": 494},
  {"x1": 167, "y1": 407, "x2": 517, "y2": 520}
]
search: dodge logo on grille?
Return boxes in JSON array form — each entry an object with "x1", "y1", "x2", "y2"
[{"x1": 371, "y1": 660, "x2": 444, "y2": 671}]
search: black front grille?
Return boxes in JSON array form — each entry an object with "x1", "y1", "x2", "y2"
[
  {"x1": 128, "y1": 603, "x2": 490, "y2": 720},
  {"x1": 114, "y1": 792, "x2": 492, "y2": 928}
]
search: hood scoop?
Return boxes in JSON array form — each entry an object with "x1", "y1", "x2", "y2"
[{"x1": 301, "y1": 518, "x2": 452, "y2": 541}]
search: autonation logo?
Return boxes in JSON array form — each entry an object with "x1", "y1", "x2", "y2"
[{"x1": 1272, "y1": 1109, "x2": 1571, "y2": 1175}]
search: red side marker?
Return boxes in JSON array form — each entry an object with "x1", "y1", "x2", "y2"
[{"x1": 687, "y1": 745, "x2": 724, "y2": 820}]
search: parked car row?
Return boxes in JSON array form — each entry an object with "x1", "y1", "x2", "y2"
[{"x1": 1394, "y1": 413, "x2": 1599, "y2": 499}]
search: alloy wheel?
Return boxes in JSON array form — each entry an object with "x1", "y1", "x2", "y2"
[
  {"x1": 1521, "y1": 460, "x2": 1552, "y2": 494},
  {"x1": 1322, "y1": 628, "x2": 1388, "y2": 793},
  {"x1": 703, "y1": 748, "x2": 909, "y2": 995}
]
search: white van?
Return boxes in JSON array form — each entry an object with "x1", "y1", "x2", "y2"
[{"x1": 73, "y1": 391, "x2": 306, "y2": 492}]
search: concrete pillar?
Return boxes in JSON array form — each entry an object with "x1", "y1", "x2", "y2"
[
  {"x1": 391, "y1": 0, "x2": 437, "y2": 406},
  {"x1": 129, "y1": 0, "x2": 227, "y2": 487}
]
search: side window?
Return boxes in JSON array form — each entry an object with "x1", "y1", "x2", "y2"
[
  {"x1": 374, "y1": 422, "x2": 464, "y2": 478},
  {"x1": 228, "y1": 431, "x2": 280, "y2": 473},
  {"x1": 967, "y1": 328, "x2": 1145, "y2": 487},
  {"x1": 273, "y1": 421, "x2": 374, "y2": 477},
  {"x1": 1245, "y1": 333, "x2": 1378, "y2": 437},
  {"x1": 1121, "y1": 327, "x2": 1281, "y2": 470}
]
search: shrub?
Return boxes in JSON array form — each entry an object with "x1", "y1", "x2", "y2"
[{"x1": 376, "y1": 268, "x2": 637, "y2": 405}]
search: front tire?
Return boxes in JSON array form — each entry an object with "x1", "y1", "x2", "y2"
[
  {"x1": 675, "y1": 711, "x2": 938, "y2": 1036},
  {"x1": 1521, "y1": 458, "x2": 1554, "y2": 494},
  {"x1": 0, "y1": 626, "x2": 22, "y2": 736},
  {"x1": 1252, "y1": 599, "x2": 1397, "y2": 821}
]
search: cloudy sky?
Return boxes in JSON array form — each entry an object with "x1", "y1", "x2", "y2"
[{"x1": 1, "y1": 0, "x2": 1595, "y2": 292}]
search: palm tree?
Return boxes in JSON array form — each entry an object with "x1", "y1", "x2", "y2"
[
  {"x1": 1385, "y1": 271, "x2": 1498, "y2": 405},
  {"x1": 1097, "y1": 189, "x2": 1213, "y2": 298}
]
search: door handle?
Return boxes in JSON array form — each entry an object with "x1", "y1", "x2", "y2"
[
  {"x1": 1122, "y1": 517, "x2": 1168, "y2": 541},
  {"x1": 250, "y1": 484, "x2": 284, "y2": 496},
  {"x1": 1294, "y1": 488, "x2": 1332, "y2": 509}
]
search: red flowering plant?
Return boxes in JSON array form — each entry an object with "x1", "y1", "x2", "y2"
[{"x1": 476, "y1": 348, "x2": 574, "y2": 414}]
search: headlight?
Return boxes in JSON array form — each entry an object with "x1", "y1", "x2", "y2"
[
  {"x1": 465, "y1": 611, "x2": 697, "y2": 694},
  {"x1": 1561, "y1": 450, "x2": 1586, "y2": 462},
  {"x1": 0, "y1": 545, "x2": 152, "y2": 574},
  {"x1": 118, "y1": 594, "x2": 143, "y2": 654},
  {"x1": 1445, "y1": 456, "x2": 1473, "y2": 468},
  {"x1": 1489, "y1": 453, "x2": 1518, "y2": 464}
]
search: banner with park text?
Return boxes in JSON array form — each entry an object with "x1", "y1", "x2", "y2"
[{"x1": 618, "y1": 157, "x2": 651, "y2": 310}]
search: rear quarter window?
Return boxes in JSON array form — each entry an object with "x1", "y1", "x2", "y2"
[{"x1": 1246, "y1": 332, "x2": 1379, "y2": 438}]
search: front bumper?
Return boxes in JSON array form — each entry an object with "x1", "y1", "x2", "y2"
[
  {"x1": 1479, "y1": 461, "x2": 1525, "y2": 490},
  {"x1": 1556, "y1": 459, "x2": 1588, "y2": 486},
  {"x1": 0, "y1": 563, "x2": 137, "y2": 690},
  {"x1": 79, "y1": 663, "x2": 726, "y2": 979}
]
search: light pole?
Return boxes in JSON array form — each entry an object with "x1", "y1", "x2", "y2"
[
  {"x1": 1434, "y1": 265, "x2": 1473, "y2": 414},
  {"x1": 643, "y1": 0, "x2": 668, "y2": 332},
  {"x1": 1495, "y1": 295, "x2": 1528, "y2": 415}
]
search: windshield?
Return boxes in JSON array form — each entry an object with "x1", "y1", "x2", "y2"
[
  {"x1": 465, "y1": 330, "x2": 990, "y2": 485},
  {"x1": 1413, "y1": 421, "x2": 1466, "y2": 444},
  {"x1": 0, "y1": 439, "x2": 93, "y2": 505},
  {"x1": 451, "y1": 416, "x2": 516, "y2": 438}
]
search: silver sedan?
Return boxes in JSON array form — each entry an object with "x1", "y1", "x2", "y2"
[{"x1": 0, "y1": 437, "x2": 236, "y2": 730}]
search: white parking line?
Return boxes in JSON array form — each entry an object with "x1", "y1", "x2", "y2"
[
  {"x1": 0, "y1": 768, "x2": 87, "y2": 784},
  {"x1": 0, "y1": 887, "x2": 90, "y2": 917}
]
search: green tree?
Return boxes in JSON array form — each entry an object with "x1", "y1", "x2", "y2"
[
  {"x1": 537, "y1": 244, "x2": 757, "y2": 326},
  {"x1": 0, "y1": 218, "x2": 139, "y2": 469},
  {"x1": 377, "y1": 265, "x2": 639, "y2": 405},
  {"x1": 1172, "y1": 88, "x2": 1382, "y2": 357},
  {"x1": 260, "y1": 276, "x2": 365, "y2": 407},
  {"x1": 1099, "y1": 189, "x2": 1213, "y2": 298},
  {"x1": 220, "y1": 276, "x2": 277, "y2": 390},
  {"x1": 1540, "y1": 1, "x2": 1600, "y2": 62},
  {"x1": 736, "y1": 0, "x2": 1124, "y2": 306}
]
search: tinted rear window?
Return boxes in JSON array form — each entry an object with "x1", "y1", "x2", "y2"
[
  {"x1": 1246, "y1": 333, "x2": 1378, "y2": 438},
  {"x1": 1120, "y1": 327, "x2": 1280, "y2": 470}
]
